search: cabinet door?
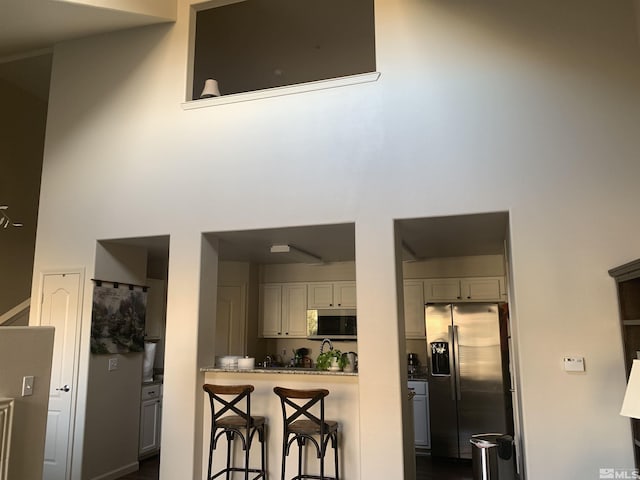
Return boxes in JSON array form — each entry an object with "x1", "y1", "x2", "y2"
[
  {"x1": 404, "y1": 280, "x2": 426, "y2": 338},
  {"x1": 260, "y1": 284, "x2": 283, "y2": 337},
  {"x1": 412, "y1": 394, "x2": 430, "y2": 447},
  {"x1": 424, "y1": 279, "x2": 461, "y2": 301},
  {"x1": 460, "y1": 277, "x2": 503, "y2": 301},
  {"x1": 282, "y1": 283, "x2": 308, "y2": 337},
  {"x1": 308, "y1": 283, "x2": 334, "y2": 308},
  {"x1": 139, "y1": 398, "x2": 161, "y2": 456},
  {"x1": 334, "y1": 281, "x2": 357, "y2": 307},
  {"x1": 216, "y1": 285, "x2": 246, "y2": 355}
]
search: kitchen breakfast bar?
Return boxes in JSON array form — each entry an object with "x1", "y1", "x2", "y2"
[{"x1": 200, "y1": 367, "x2": 360, "y2": 479}]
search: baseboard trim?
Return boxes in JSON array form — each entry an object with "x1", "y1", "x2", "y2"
[{"x1": 89, "y1": 461, "x2": 139, "y2": 480}]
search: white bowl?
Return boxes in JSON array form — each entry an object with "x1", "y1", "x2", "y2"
[
  {"x1": 237, "y1": 357, "x2": 255, "y2": 370},
  {"x1": 219, "y1": 355, "x2": 241, "y2": 368}
]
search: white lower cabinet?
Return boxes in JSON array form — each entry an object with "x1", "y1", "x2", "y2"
[
  {"x1": 409, "y1": 381, "x2": 430, "y2": 449},
  {"x1": 139, "y1": 384, "x2": 162, "y2": 458}
]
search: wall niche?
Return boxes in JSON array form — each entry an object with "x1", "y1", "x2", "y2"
[{"x1": 191, "y1": 0, "x2": 376, "y2": 99}]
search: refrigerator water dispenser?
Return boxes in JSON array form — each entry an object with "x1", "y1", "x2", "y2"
[{"x1": 430, "y1": 341, "x2": 450, "y2": 376}]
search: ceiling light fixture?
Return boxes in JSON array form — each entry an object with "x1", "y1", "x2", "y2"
[
  {"x1": 0, "y1": 206, "x2": 23, "y2": 229},
  {"x1": 270, "y1": 244, "x2": 323, "y2": 264}
]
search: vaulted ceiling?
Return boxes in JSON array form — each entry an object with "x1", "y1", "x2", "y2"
[{"x1": 0, "y1": 0, "x2": 176, "y2": 98}]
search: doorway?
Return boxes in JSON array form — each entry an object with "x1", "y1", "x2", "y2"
[
  {"x1": 83, "y1": 236, "x2": 169, "y2": 480},
  {"x1": 396, "y1": 212, "x2": 520, "y2": 480}
]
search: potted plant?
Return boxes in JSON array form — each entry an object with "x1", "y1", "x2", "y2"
[{"x1": 316, "y1": 349, "x2": 348, "y2": 371}]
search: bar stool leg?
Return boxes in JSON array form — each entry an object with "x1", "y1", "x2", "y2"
[
  {"x1": 297, "y1": 437, "x2": 304, "y2": 479},
  {"x1": 244, "y1": 431, "x2": 250, "y2": 480},
  {"x1": 319, "y1": 436, "x2": 325, "y2": 479},
  {"x1": 207, "y1": 430, "x2": 214, "y2": 480},
  {"x1": 281, "y1": 434, "x2": 288, "y2": 480},
  {"x1": 225, "y1": 431, "x2": 233, "y2": 480},
  {"x1": 261, "y1": 427, "x2": 266, "y2": 479},
  {"x1": 333, "y1": 432, "x2": 339, "y2": 480}
]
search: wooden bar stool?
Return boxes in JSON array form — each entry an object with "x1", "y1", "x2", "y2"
[
  {"x1": 203, "y1": 384, "x2": 266, "y2": 480},
  {"x1": 273, "y1": 387, "x2": 339, "y2": 480}
]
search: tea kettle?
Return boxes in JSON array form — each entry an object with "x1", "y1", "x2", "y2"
[{"x1": 343, "y1": 351, "x2": 358, "y2": 372}]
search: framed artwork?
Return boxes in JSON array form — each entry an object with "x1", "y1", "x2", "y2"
[{"x1": 90, "y1": 282, "x2": 147, "y2": 354}]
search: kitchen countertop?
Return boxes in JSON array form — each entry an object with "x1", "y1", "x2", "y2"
[{"x1": 201, "y1": 366, "x2": 358, "y2": 376}]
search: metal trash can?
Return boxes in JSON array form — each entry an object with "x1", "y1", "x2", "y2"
[{"x1": 470, "y1": 433, "x2": 515, "y2": 480}]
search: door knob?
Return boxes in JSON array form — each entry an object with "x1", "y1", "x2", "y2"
[{"x1": 56, "y1": 385, "x2": 71, "y2": 392}]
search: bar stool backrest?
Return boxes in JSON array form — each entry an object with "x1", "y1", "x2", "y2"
[
  {"x1": 273, "y1": 387, "x2": 330, "y2": 432},
  {"x1": 203, "y1": 384, "x2": 255, "y2": 428}
]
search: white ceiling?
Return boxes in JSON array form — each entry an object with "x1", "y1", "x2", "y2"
[
  {"x1": 0, "y1": 0, "x2": 173, "y2": 98},
  {"x1": 0, "y1": 0, "x2": 168, "y2": 59},
  {"x1": 205, "y1": 212, "x2": 508, "y2": 265},
  {"x1": 103, "y1": 212, "x2": 508, "y2": 266}
]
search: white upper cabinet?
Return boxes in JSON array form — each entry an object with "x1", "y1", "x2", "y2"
[
  {"x1": 308, "y1": 281, "x2": 357, "y2": 309},
  {"x1": 334, "y1": 282, "x2": 357, "y2": 308},
  {"x1": 404, "y1": 280, "x2": 426, "y2": 338},
  {"x1": 260, "y1": 284, "x2": 283, "y2": 337},
  {"x1": 282, "y1": 283, "x2": 309, "y2": 337},
  {"x1": 423, "y1": 279, "x2": 462, "y2": 301},
  {"x1": 460, "y1": 277, "x2": 505, "y2": 301},
  {"x1": 260, "y1": 283, "x2": 308, "y2": 338},
  {"x1": 307, "y1": 283, "x2": 333, "y2": 308},
  {"x1": 423, "y1": 277, "x2": 505, "y2": 303}
]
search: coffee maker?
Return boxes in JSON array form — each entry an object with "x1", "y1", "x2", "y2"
[{"x1": 407, "y1": 353, "x2": 420, "y2": 375}]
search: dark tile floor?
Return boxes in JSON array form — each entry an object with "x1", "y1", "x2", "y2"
[
  {"x1": 117, "y1": 455, "x2": 160, "y2": 480},
  {"x1": 416, "y1": 455, "x2": 473, "y2": 480},
  {"x1": 116, "y1": 454, "x2": 471, "y2": 480}
]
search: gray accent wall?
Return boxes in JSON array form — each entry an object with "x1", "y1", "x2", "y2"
[{"x1": 0, "y1": 326, "x2": 54, "y2": 480}]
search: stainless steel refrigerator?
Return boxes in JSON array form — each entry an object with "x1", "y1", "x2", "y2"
[{"x1": 426, "y1": 303, "x2": 512, "y2": 459}]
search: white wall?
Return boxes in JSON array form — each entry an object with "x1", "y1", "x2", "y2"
[{"x1": 31, "y1": 0, "x2": 640, "y2": 478}]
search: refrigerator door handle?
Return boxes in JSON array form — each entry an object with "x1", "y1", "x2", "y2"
[
  {"x1": 453, "y1": 325, "x2": 462, "y2": 401},
  {"x1": 448, "y1": 325, "x2": 456, "y2": 401}
]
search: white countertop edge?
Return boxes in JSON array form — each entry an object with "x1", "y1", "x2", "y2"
[
  {"x1": 201, "y1": 367, "x2": 358, "y2": 376},
  {"x1": 182, "y1": 71, "x2": 381, "y2": 109}
]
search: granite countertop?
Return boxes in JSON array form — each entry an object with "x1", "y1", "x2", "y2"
[{"x1": 201, "y1": 366, "x2": 358, "y2": 376}]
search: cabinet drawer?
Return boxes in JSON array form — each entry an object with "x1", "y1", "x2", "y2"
[{"x1": 141, "y1": 384, "x2": 161, "y2": 400}]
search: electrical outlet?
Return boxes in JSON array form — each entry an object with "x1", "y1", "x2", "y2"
[
  {"x1": 22, "y1": 376, "x2": 34, "y2": 396},
  {"x1": 108, "y1": 357, "x2": 119, "y2": 371},
  {"x1": 563, "y1": 356, "x2": 585, "y2": 372}
]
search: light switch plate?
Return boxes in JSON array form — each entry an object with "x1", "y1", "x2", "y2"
[
  {"x1": 564, "y1": 356, "x2": 585, "y2": 372},
  {"x1": 22, "y1": 376, "x2": 34, "y2": 396},
  {"x1": 108, "y1": 357, "x2": 119, "y2": 371}
]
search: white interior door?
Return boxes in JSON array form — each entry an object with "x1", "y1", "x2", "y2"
[
  {"x1": 40, "y1": 272, "x2": 83, "y2": 480},
  {"x1": 215, "y1": 285, "x2": 246, "y2": 356}
]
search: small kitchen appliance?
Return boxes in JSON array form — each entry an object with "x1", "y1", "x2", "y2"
[{"x1": 408, "y1": 353, "x2": 420, "y2": 375}]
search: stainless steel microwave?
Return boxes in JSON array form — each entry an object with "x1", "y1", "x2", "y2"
[{"x1": 307, "y1": 308, "x2": 357, "y2": 340}]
